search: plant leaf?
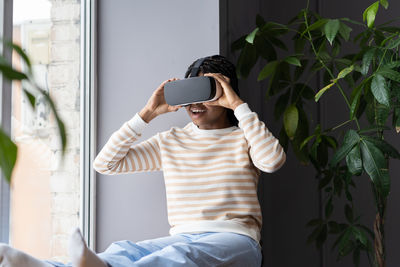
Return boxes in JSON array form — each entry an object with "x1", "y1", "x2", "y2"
[
  {"x1": 363, "y1": 1, "x2": 380, "y2": 28},
  {"x1": 361, "y1": 48, "x2": 376, "y2": 75},
  {"x1": 315, "y1": 82, "x2": 335, "y2": 102},
  {"x1": 246, "y1": 28, "x2": 259, "y2": 44},
  {"x1": 371, "y1": 74, "x2": 390, "y2": 106},
  {"x1": 380, "y1": 0, "x2": 389, "y2": 9},
  {"x1": 258, "y1": 60, "x2": 278, "y2": 81},
  {"x1": 330, "y1": 130, "x2": 360, "y2": 167},
  {"x1": 378, "y1": 68, "x2": 400, "y2": 82},
  {"x1": 284, "y1": 56, "x2": 301, "y2": 67},
  {"x1": 0, "y1": 128, "x2": 18, "y2": 183},
  {"x1": 360, "y1": 139, "x2": 390, "y2": 197},
  {"x1": 283, "y1": 105, "x2": 299, "y2": 140},
  {"x1": 338, "y1": 22, "x2": 352, "y2": 41},
  {"x1": 324, "y1": 19, "x2": 341, "y2": 45},
  {"x1": 23, "y1": 89, "x2": 36, "y2": 109},
  {"x1": 361, "y1": 135, "x2": 400, "y2": 159},
  {"x1": 346, "y1": 144, "x2": 362, "y2": 175}
]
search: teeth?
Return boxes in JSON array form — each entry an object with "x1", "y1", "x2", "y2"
[{"x1": 191, "y1": 109, "x2": 206, "y2": 113}]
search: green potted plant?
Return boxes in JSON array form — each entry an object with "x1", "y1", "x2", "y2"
[
  {"x1": 0, "y1": 41, "x2": 66, "y2": 183},
  {"x1": 233, "y1": 0, "x2": 399, "y2": 266}
]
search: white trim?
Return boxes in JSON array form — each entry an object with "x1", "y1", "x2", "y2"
[{"x1": 80, "y1": 0, "x2": 97, "y2": 250}]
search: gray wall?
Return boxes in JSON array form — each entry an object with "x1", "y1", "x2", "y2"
[
  {"x1": 96, "y1": 0, "x2": 219, "y2": 252},
  {"x1": 222, "y1": 0, "x2": 400, "y2": 267}
]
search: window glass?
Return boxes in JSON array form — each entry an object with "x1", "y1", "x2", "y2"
[{"x1": 11, "y1": 0, "x2": 81, "y2": 262}]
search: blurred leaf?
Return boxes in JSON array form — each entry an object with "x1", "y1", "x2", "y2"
[
  {"x1": 380, "y1": 0, "x2": 389, "y2": 9},
  {"x1": 256, "y1": 14, "x2": 266, "y2": 28},
  {"x1": 231, "y1": 36, "x2": 247, "y2": 52},
  {"x1": 258, "y1": 60, "x2": 279, "y2": 81},
  {"x1": 350, "y1": 82, "x2": 364, "y2": 119},
  {"x1": 268, "y1": 36, "x2": 288, "y2": 51},
  {"x1": 0, "y1": 62, "x2": 28, "y2": 80},
  {"x1": 353, "y1": 247, "x2": 361, "y2": 267},
  {"x1": 385, "y1": 37, "x2": 400, "y2": 49},
  {"x1": 23, "y1": 89, "x2": 36, "y2": 109},
  {"x1": 236, "y1": 42, "x2": 258, "y2": 79},
  {"x1": 0, "y1": 128, "x2": 18, "y2": 183},
  {"x1": 324, "y1": 19, "x2": 341, "y2": 45},
  {"x1": 284, "y1": 105, "x2": 299, "y2": 140},
  {"x1": 338, "y1": 22, "x2": 352, "y2": 41},
  {"x1": 5, "y1": 41, "x2": 32, "y2": 71},
  {"x1": 363, "y1": 1, "x2": 380, "y2": 28},
  {"x1": 336, "y1": 65, "x2": 354, "y2": 80},
  {"x1": 315, "y1": 82, "x2": 335, "y2": 102},
  {"x1": 300, "y1": 135, "x2": 315, "y2": 150},
  {"x1": 330, "y1": 130, "x2": 360, "y2": 167},
  {"x1": 346, "y1": 144, "x2": 362, "y2": 175},
  {"x1": 274, "y1": 90, "x2": 291, "y2": 120},
  {"x1": 371, "y1": 74, "x2": 390, "y2": 107},
  {"x1": 284, "y1": 56, "x2": 301, "y2": 67},
  {"x1": 246, "y1": 28, "x2": 259, "y2": 44}
]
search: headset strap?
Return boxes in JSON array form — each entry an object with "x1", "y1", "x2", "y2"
[{"x1": 190, "y1": 57, "x2": 207, "y2": 77}]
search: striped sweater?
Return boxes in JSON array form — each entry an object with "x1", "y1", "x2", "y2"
[{"x1": 93, "y1": 103, "x2": 286, "y2": 242}]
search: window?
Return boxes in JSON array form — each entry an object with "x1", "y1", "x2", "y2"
[{"x1": 10, "y1": 0, "x2": 83, "y2": 262}]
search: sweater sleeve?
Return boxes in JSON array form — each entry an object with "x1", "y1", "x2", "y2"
[
  {"x1": 234, "y1": 103, "x2": 286, "y2": 173},
  {"x1": 93, "y1": 113, "x2": 162, "y2": 174}
]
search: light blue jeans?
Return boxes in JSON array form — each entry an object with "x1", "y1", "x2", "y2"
[{"x1": 49, "y1": 232, "x2": 261, "y2": 267}]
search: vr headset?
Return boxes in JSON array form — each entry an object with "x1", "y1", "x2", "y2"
[{"x1": 164, "y1": 57, "x2": 222, "y2": 106}]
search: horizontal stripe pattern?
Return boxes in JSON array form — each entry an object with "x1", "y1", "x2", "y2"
[{"x1": 93, "y1": 105, "x2": 285, "y2": 241}]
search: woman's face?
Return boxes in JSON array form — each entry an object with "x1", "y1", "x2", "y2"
[
  {"x1": 185, "y1": 102, "x2": 229, "y2": 130},
  {"x1": 184, "y1": 72, "x2": 231, "y2": 130}
]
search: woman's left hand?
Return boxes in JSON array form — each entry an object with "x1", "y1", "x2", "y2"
[{"x1": 203, "y1": 73, "x2": 244, "y2": 110}]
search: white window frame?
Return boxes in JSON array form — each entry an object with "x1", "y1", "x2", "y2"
[{"x1": 0, "y1": 0, "x2": 98, "y2": 249}]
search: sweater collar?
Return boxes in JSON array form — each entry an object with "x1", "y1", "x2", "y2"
[{"x1": 190, "y1": 122, "x2": 237, "y2": 135}]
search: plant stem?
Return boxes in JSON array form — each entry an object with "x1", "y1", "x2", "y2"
[{"x1": 303, "y1": 1, "x2": 361, "y2": 130}]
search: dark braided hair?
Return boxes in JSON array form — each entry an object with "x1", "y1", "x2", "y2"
[{"x1": 184, "y1": 55, "x2": 240, "y2": 126}]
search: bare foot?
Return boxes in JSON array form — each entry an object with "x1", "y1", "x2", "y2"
[{"x1": 68, "y1": 228, "x2": 108, "y2": 267}]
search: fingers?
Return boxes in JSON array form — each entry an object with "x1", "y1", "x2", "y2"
[{"x1": 204, "y1": 73, "x2": 230, "y2": 85}]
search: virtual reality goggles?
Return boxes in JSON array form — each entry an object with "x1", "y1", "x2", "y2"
[{"x1": 164, "y1": 57, "x2": 222, "y2": 106}]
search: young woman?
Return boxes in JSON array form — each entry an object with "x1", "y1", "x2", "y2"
[{"x1": 0, "y1": 55, "x2": 285, "y2": 267}]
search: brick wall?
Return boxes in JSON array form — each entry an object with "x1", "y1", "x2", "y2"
[{"x1": 47, "y1": 0, "x2": 81, "y2": 262}]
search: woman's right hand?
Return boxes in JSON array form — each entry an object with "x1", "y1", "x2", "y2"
[{"x1": 139, "y1": 78, "x2": 180, "y2": 123}]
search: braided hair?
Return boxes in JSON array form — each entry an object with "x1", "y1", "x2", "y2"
[{"x1": 184, "y1": 55, "x2": 240, "y2": 126}]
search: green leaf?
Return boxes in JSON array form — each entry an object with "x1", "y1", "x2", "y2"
[
  {"x1": 0, "y1": 63, "x2": 28, "y2": 80},
  {"x1": 0, "y1": 128, "x2": 18, "y2": 183},
  {"x1": 338, "y1": 22, "x2": 352, "y2": 41},
  {"x1": 353, "y1": 247, "x2": 361, "y2": 267},
  {"x1": 324, "y1": 19, "x2": 341, "y2": 45},
  {"x1": 350, "y1": 83, "x2": 363, "y2": 119},
  {"x1": 363, "y1": 1, "x2": 380, "y2": 28},
  {"x1": 236, "y1": 43, "x2": 258, "y2": 79},
  {"x1": 361, "y1": 136, "x2": 400, "y2": 159},
  {"x1": 386, "y1": 37, "x2": 400, "y2": 49},
  {"x1": 23, "y1": 89, "x2": 36, "y2": 109},
  {"x1": 274, "y1": 90, "x2": 290, "y2": 120},
  {"x1": 267, "y1": 36, "x2": 288, "y2": 51},
  {"x1": 336, "y1": 65, "x2": 354, "y2": 80},
  {"x1": 380, "y1": 0, "x2": 389, "y2": 9},
  {"x1": 283, "y1": 105, "x2": 299, "y2": 140},
  {"x1": 258, "y1": 60, "x2": 278, "y2": 81},
  {"x1": 384, "y1": 60, "x2": 400, "y2": 69},
  {"x1": 361, "y1": 48, "x2": 375, "y2": 75},
  {"x1": 330, "y1": 130, "x2": 360, "y2": 167},
  {"x1": 360, "y1": 139, "x2": 390, "y2": 197},
  {"x1": 5, "y1": 41, "x2": 32, "y2": 71},
  {"x1": 255, "y1": 14, "x2": 266, "y2": 28},
  {"x1": 353, "y1": 227, "x2": 368, "y2": 247},
  {"x1": 371, "y1": 74, "x2": 390, "y2": 106},
  {"x1": 315, "y1": 82, "x2": 335, "y2": 102},
  {"x1": 346, "y1": 144, "x2": 362, "y2": 175},
  {"x1": 338, "y1": 227, "x2": 353, "y2": 254},
  {"x1": 378, "y1": 68, "x2": 400, "y2": 82},
  {"x1": 284, "y1": 56, "x2": 301, "y2": 67},
  {"x1": 245, "y1": 28, "x2": 259, "y2": 44},
  {"x1": 302, "y1": 18, "x2": 328, "y2": 36},
  {"x1": 300, "y1": 135, "x2": 315, "y2": 150},
  {"x1": 41, "y1": 91, "x2": 67, "y2": 153},
  {"x1": 231, "y1": 36, "x2": 247, "y2": 52}
]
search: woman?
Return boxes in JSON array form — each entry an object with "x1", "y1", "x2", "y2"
[{"x1": 0, "y1": 55, "x2": 285, "y2": 267}]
